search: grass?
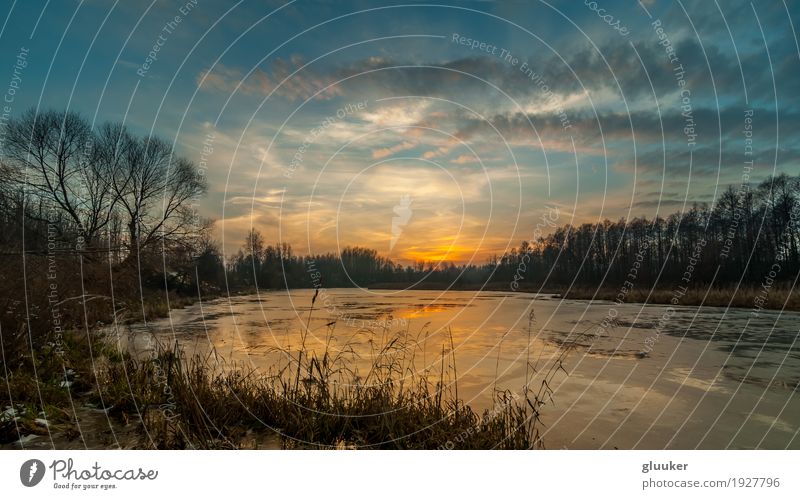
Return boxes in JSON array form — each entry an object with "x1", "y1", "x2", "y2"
[
  {"x1": 559, "y1": 286, "x2": 800, "y2": 310},
  {"x1": 2, "y1": 295, "x2": 589, "y2": 449}
]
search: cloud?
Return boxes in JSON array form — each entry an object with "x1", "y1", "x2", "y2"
[
  {"x1": 451, "y1": 154, "x2": 479, "y2": 164},
  {"x1": 227, "y1": 188, "x2": 287, "y2": 208},
  {"x1": 198, "y1": 58, "x2": 343, "y2": 101},
  {"x1": 372, "y1": 141, "x2": 416, "y2": 159},
  {"x1": 360, "y1": 100, "x2": 433, "y2": 127}
]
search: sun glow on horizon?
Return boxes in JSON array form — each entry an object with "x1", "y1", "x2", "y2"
[{"x1": 398, "y1": 244, "x2": 479, "y2": 265}]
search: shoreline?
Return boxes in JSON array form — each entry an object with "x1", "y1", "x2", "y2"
[{"x1": 365, "y1": 282, "x2": 800, "y2": 311}]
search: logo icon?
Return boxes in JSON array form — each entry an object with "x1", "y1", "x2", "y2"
[
  {"x1": 390, "y1": 194, "x2": 413, "y2": 251},
  {"x1": 20, "y1": 459, "x2": 45, "y2": 487}
]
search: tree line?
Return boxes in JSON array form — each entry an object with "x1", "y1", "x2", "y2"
[
  {"x1": 491, "y1": 173, "x2": 798, "y2": 290},
  {"x1": 226, "y1": 173, "x2": 800, "y2": 291}
]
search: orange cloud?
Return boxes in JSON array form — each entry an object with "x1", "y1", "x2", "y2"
[{"x1": 372, "y1": 141, "x2": 416, "y2": 159}]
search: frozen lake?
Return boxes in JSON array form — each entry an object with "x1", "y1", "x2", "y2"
[{"x1": 115, "y1": 288, "x2": 800, "y2": 449}]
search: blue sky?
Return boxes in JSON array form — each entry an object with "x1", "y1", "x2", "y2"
[{"x1": 1, "y1": 0, "x2": 798, "y2": 264}]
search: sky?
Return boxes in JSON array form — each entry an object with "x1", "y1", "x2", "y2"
[{"x1": 0, "y1": 0, "x2": 798, "y2": 265}]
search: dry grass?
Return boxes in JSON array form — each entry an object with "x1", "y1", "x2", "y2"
[
  {"x1": 2, "y1": 297, "x2": 589, "y2": 449},
  {"x1": 561, "y1": 286, "x2": 800, "y2": 310},
  {"x1": 97, "y1": 325, "x2": 544, "y2": 449}
]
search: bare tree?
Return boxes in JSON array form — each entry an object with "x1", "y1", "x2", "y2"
[
  {"x1": 113, "y1": 134, "x2": 207, "y2": 258},
  {"x1": 4, "y1": 109, "x2": 116, "y2": 247}
]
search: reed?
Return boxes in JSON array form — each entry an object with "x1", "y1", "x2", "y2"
[{"x1": 3, "y1": 296, "x2": 588, "y2": 449}]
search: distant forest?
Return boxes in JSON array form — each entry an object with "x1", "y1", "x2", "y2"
[
  {"x1": 1, "y1": 108, "x2": 799, "y2": 342},
  {"x1": 228, "y1": 173, "x2": 800, "y2": 292}
]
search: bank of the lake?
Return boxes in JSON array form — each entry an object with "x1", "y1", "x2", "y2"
[{"x1": 368, "y1": 282, "x2": 800, "y2": 311}]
